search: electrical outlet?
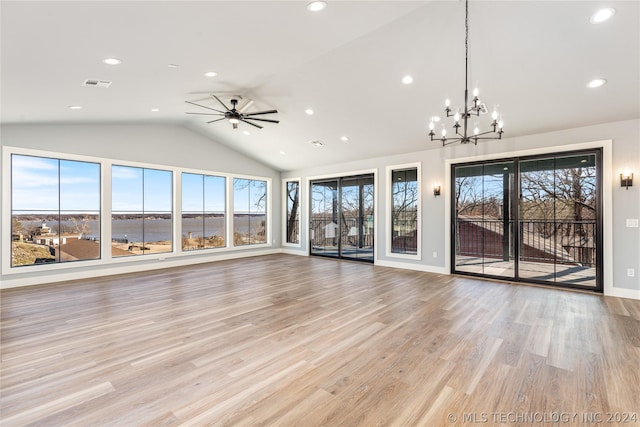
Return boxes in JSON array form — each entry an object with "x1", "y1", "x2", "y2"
[
  {"x1": 626, "y1": 218, "x2": 639, "y2": 228},
  {"x1": 433, "y1": 251, "x2": 438, "y2": 258},
  {"x1": 627, "y1": 268, "x2": 635, "y2": 277}
]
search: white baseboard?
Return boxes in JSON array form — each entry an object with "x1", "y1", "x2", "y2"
[
  {"x1": 279, "y1": 248, "x2": 308, "y2": 256},
  {"x1": 605, "y1": 286, "x2": 640, "y2": 300},
  {"x1": 0, "y1": 248, "x2": 281, "y2": 289},
  {"x1": 375, "y1": 259, "x2": 448, "y2": 275}
]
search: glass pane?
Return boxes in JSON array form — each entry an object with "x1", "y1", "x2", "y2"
[
  {"x1": 340, "y1": 176, "x2": 374, "y2": 262},
  {"x1": 59, "y1": 160, "x2": 100, "y2": 211},
  {"x1": 249, "y1": 180, "x2": 266, "y2": 244},
  {"x1": 182, "y1": 173, "x2": 204, "y2": 212},
  {"x1": 111, "y1": 214, "x2": 143, "y2": 257},
  {"x1": 310, "y1": 181, "x2": 339, "y2": 257},
  {"x1": 12, "y1": 155, "x2": 59, "y2": 211},
  {"x1": 143, "y1": 215, "x2": 172, "y2": 254},
  {"x1": 519, "y1": 154, "x2": 597, "y2": 287},
  {"x1": 112, "y1": 166, "x2": 143, "y2": 212},
  {"x1": 391, "y1": 168, "x2": 418, "y2": 255},
  {"x1": 144, "y1": 168, "x2": 172, "y2": 212},
  {"x1": 233, "y1": 178, "x2": 250, "y2": 246},
  {"x1": 286, "y1": 181, "x2": 300, "y2": 244},
  {"x1": 11, "y1": 212, "x2": 58, "y2": 267},
  {"x1": 454, "y1": 162, "x2": 515, "y2": 278},
  {"x1": 204, "y1": 175, "x2": 225, "y2": 213},
  {"x1": 204, "y1": 213, "x2": 225, "y2": 248}
]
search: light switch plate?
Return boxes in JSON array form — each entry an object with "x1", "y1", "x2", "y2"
[{"x1": 626, "y1": 218, "x2": 639, "y2": 228}]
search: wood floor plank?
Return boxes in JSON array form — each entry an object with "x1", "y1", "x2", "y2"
[{"x1": 2, "y1": 254, "x2": 639, "y2": 426}]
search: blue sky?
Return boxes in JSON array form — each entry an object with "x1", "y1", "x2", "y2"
[
  {"x1": 12, "y1": 155, "x2": 100, "y2": 212},
  {"x1": 112, "y1": 166, "x2": 172, "y2": 212},
  {"x1": 182, "y1": 173, "x2": 225, "y2": 213}
]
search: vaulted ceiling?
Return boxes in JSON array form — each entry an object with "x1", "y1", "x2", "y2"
[{"x1": 2, "y1": 1, "x2": 638, "y2": 171}]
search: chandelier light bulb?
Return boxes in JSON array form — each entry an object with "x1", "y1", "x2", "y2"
[
  {"x1": 498, "y1": 120, "x2": 504, "y2": 129},
  {"x1": 474, "y1": 127, "x2": 479, "y2": 135},
  {"x1": 445, "y1": 98, "x2": 451, "y2": 107},
  {"x1": 473, "y1": 87, "x2": 479, "y2": 97},
  {"x1": 454, "y1": 112, "x2": 460, "y2": 122},
  {"x1": 492, "y1": 110, "x2": 499, "y2": 121},
  {"x1": 429, "y1": 121, "x2": 435, "y2": 130},
  {"x1": 441, "y1": 128, "x2": 447, "y2": 137}
]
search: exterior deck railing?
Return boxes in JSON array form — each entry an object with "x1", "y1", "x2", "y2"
[{"x1": 456, "y1": 218, "x2": 596, "y2": 267}]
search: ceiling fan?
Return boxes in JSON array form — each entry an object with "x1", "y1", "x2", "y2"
[{"x1": 186, "y1": 95, "x2": 279, "y2": 129}]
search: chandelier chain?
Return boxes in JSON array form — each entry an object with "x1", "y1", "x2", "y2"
[{"x1": 428, "y1": 0, "x2": 504, "y2": 146}]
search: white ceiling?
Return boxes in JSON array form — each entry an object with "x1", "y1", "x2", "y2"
[{"x1": 2, "y1": 1, "x2": 639, "y2": 171}]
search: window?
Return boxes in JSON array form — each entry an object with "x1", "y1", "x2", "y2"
[
  {"x1": 285, "y1": 180, "x2": 300, "y2": 244},
  {"x1": 112, "y1": 166, "x2": 173, "y2": 256},
  {"x1": 11, "y1": 154, "x2": 100, "y2": 267},
  {"x1": 182, "y1": 173, "x2": 226, "y2": 250},
  {"x1": 390, "y1": 167, "x2": 419, "y2": 255},
  {"x1": 233, "y1": 178, "x2": 267, "y2": 245}
]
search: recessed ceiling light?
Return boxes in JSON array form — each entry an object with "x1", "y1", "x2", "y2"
[
  {"x1": 340, "y1": 136, "x2": 349, "y2": 142},
  {"x1": 204, "y1": 71, "x2": 217, "y2": 77},
  {"x1": 68, "y1": 105, "x2": 82, "y2": 110},
  {"x1": 307, "y1": 1, "x2": 327, "y2": 12},
  {"x1": 311, "y1": 140, "x2": 324, "y2": 147},
  {"x1": 243, "y1": 131, "x2": 251, "y2": 136},
  {"x1": 587, "y1": 78, "x2": 607, "y2": 88},
  {"x1": 590, "y1": 8, "x2": 615, "y2": 24},
  {"x1": 102, "y1": 58, "x2": 121, "y2": 65},
  {"x1": 167, "y1": 64, "x2": 179, "y2": 68},
  {"x1": 279, "y1": 151, "x2": 286, "y2": 155},
  {"x1": 432, "y1": 116, "x2": 441, "y2": 122},
  {"x1": 305, "y1": 108, "x2": 314, "y2": 115},
  {"x1": 402, "y1": 75, "x2": 414, "y2": 85},
  {"x1": 151, "y1": 108, "x2": 160, "y2": 112}
]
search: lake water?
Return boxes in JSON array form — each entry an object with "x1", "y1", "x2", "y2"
[{"x1": 18, "y1": 216, "x2": 265, "y2": 243}]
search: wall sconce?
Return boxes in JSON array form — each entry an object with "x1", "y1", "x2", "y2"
[
  {"x1": 620, "y1": 172, "x2": 633, "y2": 189},
  {"x1": 433, "y1": 184, "x2": 441, "y2": 197}
]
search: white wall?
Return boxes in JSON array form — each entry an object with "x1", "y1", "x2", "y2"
[
  {"x1": 0, "y1": 124, "x2": 282, "y2": 288},
  {"x1": 282, "y1": 119, "x2": 640, "y2": 300}
]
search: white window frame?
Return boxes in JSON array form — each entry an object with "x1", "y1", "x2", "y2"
[
  {"x1": 2, "y1": 146, "x2": 272, "y2": 276},
  {"x1": 385, "y1": 162, "x2": 421, "y2": 260},
  {"x1": 282, "y1": 177, "x2": 302, "y2": 247}
]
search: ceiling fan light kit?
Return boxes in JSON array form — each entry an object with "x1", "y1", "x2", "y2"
[
  {"x1": 428, "y1": 0, "x2": 504, "y2": 147},
  {"x1": 186, "y1": 95, "x2": 279, "y2": 129}
]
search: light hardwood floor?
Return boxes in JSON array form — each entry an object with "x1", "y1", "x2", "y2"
[{"x1": 1, "y1": 254, "x2": 639, "y2": 426}]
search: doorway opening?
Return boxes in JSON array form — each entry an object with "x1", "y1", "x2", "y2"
[{"x1": 452, "y1": 149, "x2": 602, "y2": 291}]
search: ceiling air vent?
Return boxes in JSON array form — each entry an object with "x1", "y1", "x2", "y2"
[{"x1": 82, "y1": 79, "x2": 112, "y2": 88}]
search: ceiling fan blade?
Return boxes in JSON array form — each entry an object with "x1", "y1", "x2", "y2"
[
  {"x1": 186, "y1": 112, "x2": 224, "y2": 116},
  {"x1": 243, "y1": 109, "x2": 278, "y2": 116},
  {"x1": 244, "y1": 117, "x2": 279, "y2": 124},
  {"x1": 185, "y1": 101, "x2": 226, "y2": 114},
  {"x1": 211, "y1": 94, "x2": 231, "y2": 111},
  {"x1": 206, "y1": 118, "x2": 228, "y2": 124},
  {"x1": 240, "y1": 119, "x2": 263, "y2": 129}
]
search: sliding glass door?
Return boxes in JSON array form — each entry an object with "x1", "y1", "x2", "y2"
[
  {"x1": 519, "y1": 153, "x2": 599, "y2": 287},
  {"x1": 453, "y1": 162, "x2": 515, "y2": 279},
  {"x1": 310, "y1": 174, "x2": 374, "y2": 262},
  {"x1": 452, "y1": 150, "x2": 602, "y2": 291}
]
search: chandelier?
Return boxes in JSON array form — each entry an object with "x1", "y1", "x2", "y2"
[{"x1": 428, "y1": 0, "x2": 503, "y2": 146}]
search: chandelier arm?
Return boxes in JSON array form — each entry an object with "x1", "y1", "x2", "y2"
[
  {"x1": 473, "y1": 129, "x2": 502, "y2": 137},
  {"x1": 442, "y1": 138, "x2": 464, "y2": 147},
  {"x1": 474, "y1": 136, "x2": 502, "y2": 140}
]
